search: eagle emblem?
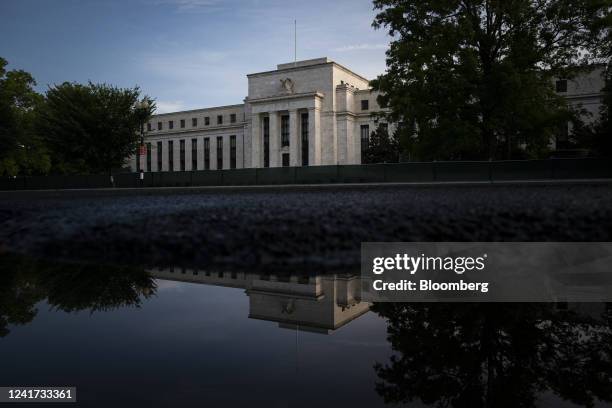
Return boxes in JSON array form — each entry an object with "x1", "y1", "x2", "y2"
[{"x1": 280, "y1": 78, "x2": 294, "y2": 94}]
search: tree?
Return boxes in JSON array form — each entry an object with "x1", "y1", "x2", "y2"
[
  {"x1": 363, "y1": 123, "x2": 401, "y2": 163},
  {"x1": 587, "y1": 63, "x2": 612, "y2": 155},
  {"x1": 370, "y1": 0, "x2": 612, "y2": 161},
  {"x1": 565, "y1": 63, "x2": 612, "y2": 156},
  {"x1": 372, "y1": 302, "x2": 612, "y2": 407},
  {"x1": 37, "y1": 82, "x2": 154, "y2": 174},
  {"x1": 0, "y1": 57, "x2": 50, "y2": 176},
  {"x1": 0, "y1": 253, "x2": 156, "y2": 338}
]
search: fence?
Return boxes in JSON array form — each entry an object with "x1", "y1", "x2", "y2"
[{"x1": 1, "y1": 158, "x2": 610, "y2": 191}]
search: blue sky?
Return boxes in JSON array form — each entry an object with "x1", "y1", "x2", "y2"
[{"x1": 0, "y1": 0, "x2": 390, "y2": 113}]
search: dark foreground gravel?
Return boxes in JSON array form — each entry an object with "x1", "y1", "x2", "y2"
[{"x1": 1, "y1": 182, "x2": 611, "y2": 271}]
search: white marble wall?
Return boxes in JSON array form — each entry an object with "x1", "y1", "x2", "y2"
[{"x1": 131, "y1": 59, "x2": 605, "y2": 172}]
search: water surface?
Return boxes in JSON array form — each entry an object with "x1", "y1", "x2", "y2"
[{"x1": 1, "y1": 256, "x2": 610, "y2": 407}]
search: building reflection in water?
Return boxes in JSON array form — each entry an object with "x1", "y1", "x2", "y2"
[
  {"x1": 2, "y1": 255, "x2": 611, "y2": 407},
  {"x1": 151, "y1": 267, "x2": 612, "y2": 406},
  {"x1": 149, "y1": 267, "x2": 370, "y2": 334}
]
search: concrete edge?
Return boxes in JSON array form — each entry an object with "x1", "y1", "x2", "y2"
[{"x1": 1, "y1": 178, "x2": 611, "y2": 196}]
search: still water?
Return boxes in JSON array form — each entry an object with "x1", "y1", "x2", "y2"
[{"x1": 1, "y1": 255, "x2": 611, "y2": 407}]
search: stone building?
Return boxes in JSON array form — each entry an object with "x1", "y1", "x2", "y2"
[
  {"x1": 133, "y1": 57, "x2": 388, "y2": 172},
  {"x1": 150, "y1": 267, "x2": 370, "y2": 333},
  {"x1": 554, "y1": 65, "x2": 607, "y2": 151},
  {"x1": 132, "y1": 58, "x2": 606, "y2": 172}
]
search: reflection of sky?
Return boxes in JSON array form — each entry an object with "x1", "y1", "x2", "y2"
[{"x1": 0, "y1": 280, "x2": 391, "y2": 407}]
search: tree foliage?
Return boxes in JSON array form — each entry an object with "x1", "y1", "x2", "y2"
[
  {"x1": 578, "y1": 63, "x2": 612, "y2": 155},
  {"x1": 0, "y1": 57, "x2": 50, "y2": 176},
  {"x1": 372, "y1": 302, "x2": 612, "y2": 407},
  {"x1": 596, "y1": 64, "x2": 612, "y2": 155},
  {"x1": 371, "y1": 0, "x2": 612, "y2": 160},
  {"x1": 37, "y1": 82, "x2": 154, "y2": 174},
  {"x1": 0, "y1": 253, "x2": 156, "y2": 338},
  {"x1": 363, "y1": 123, "x2": 401, "y2": 163}
]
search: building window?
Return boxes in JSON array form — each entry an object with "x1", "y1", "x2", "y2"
[
  {"x1": 147, "y1": 123, "x2": 151, "y2": 132},
  {"x1": 217, "y1": 115, "x2": 223, "y2": 125},
  {"x1": 281, "y1": 114, "x2": 290, "y2": 147},
  {"x1": 556, "y1": 121, "x2": 570, "y2": 149},
  {"x1": 191, "y1": 138, "x2": 197, "y2": 170},
  {"x1": 263, "y1": 116, "x2": 270, "y2": 168},
  {"x1": 180, "y1": 119, "x2": 185, "y2": 128},
  {"x1": 282, "y1": 153, "x2": 290, "y2": 167},
  {"x1": 556, "y1": 79, "x2": 567, "y2": 93},
  {"x1": 192, "y1": 117, "x2": 197, "y2": 127},
  {"x1": 360, "y1": 124, "x2": 370, "y2": 161},
  {"x1": 361, "y1": 99, "x2": 369, "y2": 111},
  {"x1": 230, "y1": 135, "x2": 237, "y2": 169},
  {"x1": 301, "y1": 112, "x2": 309, "y2": 166},
  {"x1": 157, "y1": 122, "x2": 162, "y2": 130},
  {"x1": 230, "y1": 113, "x2": 236, "y2": 123},
  {"x1": 204, "y1": 138, "x2": 210, "y2": 170},
  {"x1": 157, "y1": 141, "x2": 162, "y2": 171},
  {"x1": 179, "y1": 139, "x2": 185, "y2": 171},
  {"x1": 205, "y1": 116, "x2": 210, "y2": 126},
  {"x1": 146, "y1": 143, "x2": 151, "y2": 172},
  {"x1": 216, "y1": 136, "x2": 223, "y2": 169},
  {"x1": 169, "y1": 120, "x2": 174, "y2": 130}
]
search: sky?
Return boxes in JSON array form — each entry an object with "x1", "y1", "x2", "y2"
[{"x1": 0, "y1": 0, "x2": 391, "y2": 113}]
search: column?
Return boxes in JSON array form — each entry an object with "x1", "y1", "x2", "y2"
[
  {"x1": 238, "y1": 133, "x2": 245, "y2": 169},
  {"x1": 196, "y1": 136, "x2": 204, "y2": 171},
  {"x1": 269, "y1": 111, "x2": 279, "y2": 167},
  {"x1": 308, "y1": 108, "x2": 321, "y2": 165},
  {"x1": 289, "y1": 109, "x2": 299, "y2": 166},
  {"x1": 223, "y1": 135, "x2": 231, "y2": 170},
  {"x1": 210, "y1": 136, "x2": 218, "y2": 170},
  {"x1": 251, "y1": 114, "x2": 261, "y2": 168},
  {"x1": 150, "y1": 142, "x2": 157, "y2": 172},
  {"x1": 185, "y1": 139, "x2": 192, "y2": 171},
  {"x1": 173, "y1": 139, "x2": 181, "y2": 171},
  {"x1": 162, "y1": 140, "x2": 169, "y2": 171}
]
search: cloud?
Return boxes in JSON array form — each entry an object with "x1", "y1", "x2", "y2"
[
  {"x1": 137, "y1": 47, "x2": 247, "y2": 111},
  {"x1": 332, "y1": 43, "x2": 388, "y2": 52},
  {"x1": 144, "y1": 50, "x2": 230, "y2": 74},
  {"x1": 155, "y1": 100, "x2": 187, "y2": 113},
  {"x1": 150, "y1": 0, "x2": 222, "y2": 13}
]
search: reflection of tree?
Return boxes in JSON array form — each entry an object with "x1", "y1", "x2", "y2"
[
  {"x1": 0, "y1": 256, "x2": 45, "y2": 337},
  {"x1": 0, "y1": 253, "x2": 156, "y2": 337},
  {"x1": 372, "y1": 303, "x2": 612, "y2": 408}
]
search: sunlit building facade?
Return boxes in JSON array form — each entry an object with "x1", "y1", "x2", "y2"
[
  {"x1": 132, "y1": 57, "x2": 390, "y2": 172},
  {"x1": 131, "y1": 59, "x2": 606, "y2": 172}
]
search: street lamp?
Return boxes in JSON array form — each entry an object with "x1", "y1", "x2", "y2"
[
  {"x1": 134, "y1": 99, "x2": 151, "y2": 185},
  {"x1": 135, "y1": 98, "x2": 151, "y2": 143}
]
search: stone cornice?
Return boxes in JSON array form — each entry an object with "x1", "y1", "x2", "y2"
[
  {"x1": 145, "y1": 123, "x2": 245, "y2": 138},
  {"x1": 563, "y1": 92, "x2": 603, "y2": 100},
  {"x1": 151, "y1": 103, "x2": 245, "y2": 118},
  {"x1": 246, "y1": 91, "x2": 325, "y2": 104},
  {"x1": 247, "y1": 61, "x2": 370, "y2": 83}
]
